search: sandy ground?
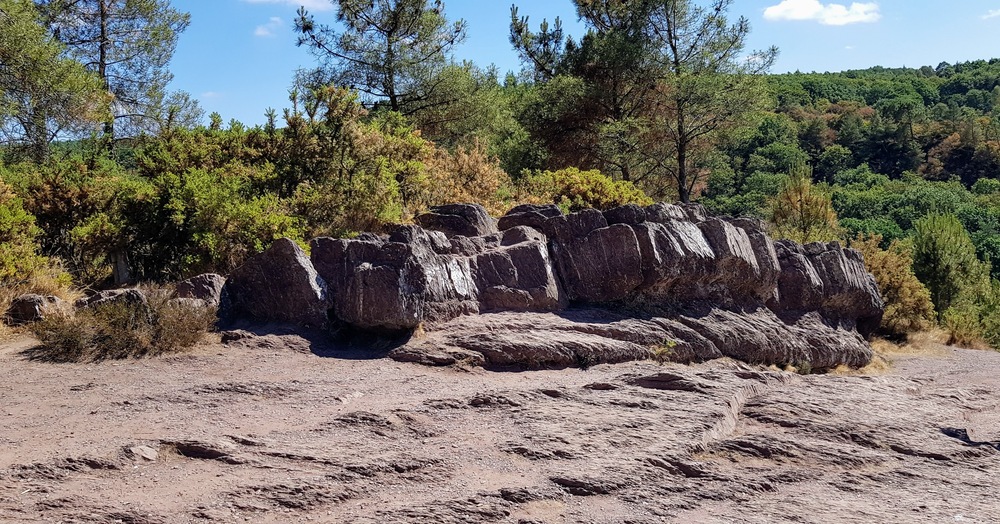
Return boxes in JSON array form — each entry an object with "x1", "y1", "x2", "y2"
[{"x1": 2, "y1": 331, "x2": 999, "y2": 523}]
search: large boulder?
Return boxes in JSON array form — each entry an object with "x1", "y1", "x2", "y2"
[
  {"x1": 220, "y1": 238, "x2": 329, "y2": 328},
  {"x1": 311, "y1": 222, "x2": 564, "y2": 330},
  {"x1": 497, "y1": 204, "x2": 563, "y2": 231},
  {"x1": 311, "y1": 227, "x2": 478, "y2": 331},
  {"x1": 770, "y1": 240, "x2": 884, "y2": 339},
  {"x1": 175, "y1": 273, "x2": 226, "y2": 307},
  {"x1": 4, "y1": 294, "x2": 64, "y2": 325},
  {"x1": 416, "y1": 203, "x2": 498, "y2": 238},
  {"x1": 473, "y1": 230, "x2": 564, "y2": 312},
  {"x1": 550, "y1": 223, "x2": 644, "y2": 303}
]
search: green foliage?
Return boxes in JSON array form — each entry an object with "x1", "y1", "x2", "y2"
[
  {"x1": 517, "y1": 167, "x2": 652, "y2": 212},
  {"x1": 510, "y1": 0, "x2": 776, "y2": 202},
  {"x1": 0, "y1": 0, "x2": 109, "y2": 161},
  {"x1": 768, "y1": 169, "x2": 842, "y2": 244},
  {"x1": 295, "y1": 0, "x2": 466, "y2": 115},
  {"x1": 143, "y1": 166, "x2": 304, "y2": 277},
  {"x1": 941, "y1": 304, "x2": 988, "y2": 348},
  {"x1": 972, "y1": 178, "x2": 1000, "y2": 195},
  {"x1": 0, "y1": 175, "x2": 47, "y2": 283},
  {"x1": 38, "y1": 0, "x2": 195, "y2": 140},
  {"x1": 29, "y1": 287, "x2": 215, "y2": 362},
  {"x1": 840, "y1": 217, "x2": 906, "y2": 246},
  {"x1": 912, "y1": 213, "x2": 990, "y2": 318},
  {"x1": 851, "y1": 234, "x2": 935, "y2": 337}
]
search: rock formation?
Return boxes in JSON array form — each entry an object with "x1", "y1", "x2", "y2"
[
  {"x1": 219, "y1": 202, "x2": 884, "y2": 369},
  {"x1": 4, "y1": 294, "x2": 64, "y2": 325}
]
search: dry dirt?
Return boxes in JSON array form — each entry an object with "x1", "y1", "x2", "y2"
[{"x1": 2, "y1": 329, "x2": 999, "y2": 523}]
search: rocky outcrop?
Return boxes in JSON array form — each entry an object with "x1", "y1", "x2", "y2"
[
  {"x1": 220, "y1": 202, "x2": 884, "y2": 369},
  {"x1": 3, "y1": 294, "x2": 64, "y2": 325}
]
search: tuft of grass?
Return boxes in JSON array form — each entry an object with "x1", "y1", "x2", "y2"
[
  {"x1": 27, "y1": 286, "x2": 215, "y2": 363},
  {"x1": 651, "y1": 339, "x2": 677, "y2": 365}
]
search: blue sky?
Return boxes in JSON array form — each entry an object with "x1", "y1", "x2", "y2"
[{"x1": 167, "y1": 0, "x2": 1000, "y2": 126}]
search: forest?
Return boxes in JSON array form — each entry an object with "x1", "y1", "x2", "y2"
[{"x1": 4, "y1": 0, "x2": 1000, "y2": 347}]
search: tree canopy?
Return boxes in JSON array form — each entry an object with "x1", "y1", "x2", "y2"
[
  {"x1": 295, "y1": 0, "x2": 466, "y2": 116},
  {"x1": 0, "y1": 0, "x2": 108, "y2": 161},
  {"x1": 36, "y1": 0, "x2": 193, "y2": 141}
]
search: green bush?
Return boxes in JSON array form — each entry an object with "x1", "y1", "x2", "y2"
[
  {"x1": 912, "y1": 212, "x2": 990, "y2": 317},
  {"x1": 768, "y1": 169, "x2": 842, "y2": 244},
  {"x1": 29, "y1": 287, "x2": 215, "y2": 362},
  {"x1": 517, "y1": 167, "x2": 653, "y2": 212},
  {"x1": 0, "y1": 176, "x2": 49, "y2": 283},
  {"x1": 942, "y1": 304, "x2": 988, "y2": 349}
]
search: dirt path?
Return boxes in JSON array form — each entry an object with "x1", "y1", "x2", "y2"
[{"x1": 2, "y1": 333, "x2": 998, "y2": 523}]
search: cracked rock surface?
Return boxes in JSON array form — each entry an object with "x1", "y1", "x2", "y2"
[{"x1": 3, "y1": 334, "x2": 999, "y2": 523}]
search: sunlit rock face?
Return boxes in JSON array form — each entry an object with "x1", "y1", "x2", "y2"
[{"x1": 220, "y1": 203, "x2": 884, "y2": 370}]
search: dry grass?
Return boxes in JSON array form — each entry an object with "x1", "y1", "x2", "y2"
[
  {"x1": 25, "y1": 286, "x2": 215, "y2": 363},
  {"x1": 1, "y1": 266, "x2": 80, "y2": 340},
  {"x1": 831, "y1": 330, "x2": 952, "y2": 376}
]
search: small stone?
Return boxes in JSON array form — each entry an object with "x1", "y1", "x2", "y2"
[{"x1": 127, "y1": 445, "x2": 159, "y2": 462}]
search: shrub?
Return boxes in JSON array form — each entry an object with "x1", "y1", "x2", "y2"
[
  {"x1": 516, "y1": 167, "x2": 653, "y2": 212},
  {"x1": 29, "y1": 287, "x2": 215, "y2": 362},
  {"x1": 851, "y1": 234, "x2": 935, "y2": 338},
  {"x1": 421, "y1": 139, "x2": 513, "y2": 217},
  {"x1": 941, "y1": 305, "x2": 989, "y2": 349},
  {"x1": 0, "y1": 177, "x2": 51, "y2": 283},
  {"x1": 0, "y1": 177, "x2": 74, "y2": 326},
  {"x1": 768, "y1": 168, "x2": 842, "y2": 243},
  {"x1": 912, "y1": 212, "x2": 990, "y2": 318}
]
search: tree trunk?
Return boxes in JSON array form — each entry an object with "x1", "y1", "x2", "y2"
[
  {"x1": 676, "y1": 110, "x2": 689, "y2": 203},
  {"x1": 27, "y1": 105, "x2": 49, "y2": 163},
  {"x1": 111, "y1": 249, "x2": 132, "y2": 286},
  {"x1": 99, "y1": 0, "x2": 113, "y2": 141}
]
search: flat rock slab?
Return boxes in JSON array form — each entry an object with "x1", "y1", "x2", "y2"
[{"x1": 2, "y1": 335, "x2": 997, "y2": 523}]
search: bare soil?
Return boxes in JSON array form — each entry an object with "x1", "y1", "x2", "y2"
[{"x1": 2, "y1": 331, "x2": 999, "y2": 523}]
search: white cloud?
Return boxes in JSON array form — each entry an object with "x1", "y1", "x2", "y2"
[
  {"x1": 983, "y1": 9, "x2": 1000, "y2": 20},
  {"x1": 254, "y1": 16, "x2": 284, "y2": 37},
  {"x1": 201, "y1": 91, "x2": 222, "y2": 99},
  {"x1": 243, "y1": 0, "x2": 334, "y2": 11},
  {"x1": 764, "y1": 0, "x2": 881, "y2": 25}
]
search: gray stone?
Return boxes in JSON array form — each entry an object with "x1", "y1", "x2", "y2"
[
  {"x1": 497, "y1": 204, "x2": 562, "y2": 231},
  {"x1": 175, "y1": 273, "x2": 226, "y2": 306},
  {"x1": 416, "y1": 203, "x2": 498, "y2": 238},
  {"x1": 4, "y1": 294, "x2": 63, "y2": 325},
  {"x1": 75, "y1": 289, "x2": 148, "y2": 310},
  {"x1": 127, "y1": 445, "x2": 159, "y2": 462},
  {"x1": 220, "y1": 238, "x2": 329, "y2": 328},
  {"x1": 550, "y1": 223, "x2": 643, "y2": 303}
]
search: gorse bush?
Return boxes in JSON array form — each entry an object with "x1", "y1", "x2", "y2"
[
  {"x1": 0, "y1": 176, "x2": 49, "y2": 283},
  {"x1": 29, "y1": 287, "x2": 215, "y2": 362},
  {"x1": 851, "y1": 234, "x2": 935, "y2": 338},
  {"x1": 517, "y1": 167, "x2": 653, "y2": 212},
  {"x1": 421, "y1": 139, "x2": 513, "y2": 217},
  {"x1": 0, "y1": 175, "x2": 73, "y2": 325}
]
